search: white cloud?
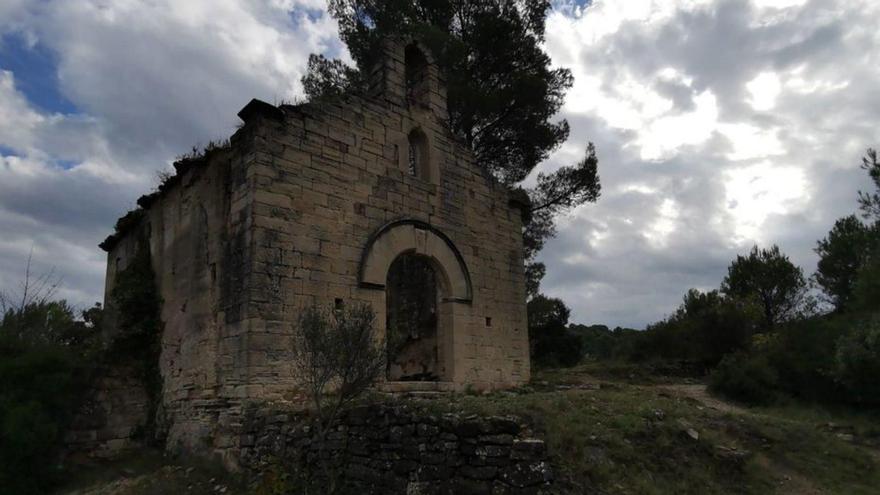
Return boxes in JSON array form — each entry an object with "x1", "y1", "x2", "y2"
[
  {"x1": 752, "y1": 0, "x2": 807, "y2": 9},
  {"x1": 717, "y1": 123, "x2": 785, "y2": 161},
  {"x1": 724, "y1": 163, "x2": 809, "y2": 242},
  {"x1": 746, "y1": 71, "x2": 781, "y2": 110},
  {"x1": 2, "y1": 0, "x2": 880, "y2": 328},
  {"x1": 539, "y1": 0, "x2": 880, "y2": 327},
  {"x1": 635, "y1": 90, "x2": 719, "y2": 160},
  {"x1": 645, "y1": 198, "x2": 680, "y2": 247},
  {"x1": 0, "y1": 0, "x2": 343, "y2": 310}
]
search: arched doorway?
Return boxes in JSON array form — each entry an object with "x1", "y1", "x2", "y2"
[
  {"x1": 386, "y1": 253, "x2": 439, "y2": 381},
  {"x1": 358, "y1": 219, "x2": 473, "y2": 386}
]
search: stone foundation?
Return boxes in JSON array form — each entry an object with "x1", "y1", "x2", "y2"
[{"x1": 239, "y1": 403, "x2": 554, "y2": 494}]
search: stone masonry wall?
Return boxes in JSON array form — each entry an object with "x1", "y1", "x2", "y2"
[
  {"x1": 97, "y1": 36, "x2": 530, "y2": 457},
  {"x1": 63, "y1": 364, "x2": 150, "y2": 459},
  {"x1": 238, "y1": 38, "x2": 530, "y2": 398},
  {"x1": 239, "y1": 403, "x2": 554, "y2": 494},
  {"x1": 101, "y1": 140, "x2": 263, "y2": 454}
]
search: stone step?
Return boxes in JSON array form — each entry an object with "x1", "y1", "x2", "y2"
[
  {"x1": 401, "y1": 391, "x2": 447, "y2": 399},
  {"x1": 378, "y1": 381, "x2": 455, "y2": 393}
]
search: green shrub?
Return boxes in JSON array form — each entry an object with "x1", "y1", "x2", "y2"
[
  {"x1": 528, "y1": 295, "x2": 584, "y2": 367},
  {"x1": 709, "y1": 352, "x2": 779, "y2": 405},
  {"x1": 627, "y1": 289, "x2": 761, "y2": 369},
  {"x1": 851, "y1": 246, "x2": 880, "y2": 311},
  {"x1": 833, "y1": 314, "x2": 880, "y2": 405},
  {"x1": 0, "y1": 336, "x2": 87, "y2": 494},
  {"x1": 533, "y1": 331, "x2": 584, "y2": 367}
]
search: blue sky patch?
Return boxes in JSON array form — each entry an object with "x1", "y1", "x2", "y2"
[
  {"x1": 0, "y1": 33, "x2": 79, "y2": 115},
  {"x1": 289, "y1": 6, "x2": 324, "y2": 24},
  {"x1": 56, "y1": 159, "x2": 79, "y2": 170},
  {"x1": 0, "y1": 145, "x2": 18, "y2": 157}
]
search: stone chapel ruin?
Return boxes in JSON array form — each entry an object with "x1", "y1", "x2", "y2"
[{"x1": 98, "y1": 37, "x2": 530, "y2": 454}]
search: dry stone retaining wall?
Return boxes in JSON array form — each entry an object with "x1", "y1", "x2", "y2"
[{"x1": 239, "y1": 403, "x2": 554, "y2": 494}]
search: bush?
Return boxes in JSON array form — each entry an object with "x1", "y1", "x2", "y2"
[
  {"x1": 851, "y1": 246, "x2": 880, "y2": 311},
  {"x1": 291, "y1": 303, "x2": 385, "y2": 420},
  {"x1": 0, "y1": 336, "x2": 87, "y2": 494},
  {"x1": 769, "y1": 316, "x2": 855, "y2": 403},
  {"x1": 709, "y1": 352, "x2": 779, "y2": 405},
  {"x1": 291, "y1": 303, "x2": 385, "y2": 492},
  {"x1": 528, "y1": 294, "x2": 584, "y2": 367},
  {"x1": 833, "y1": 315, "x2": 880, "y2": 405},
  {"x1": 533, "y1": 331, "x2": 584, "y2": 367},
  {"x1": 627, "y1": 289, "x2": 760, "y2": 369}
]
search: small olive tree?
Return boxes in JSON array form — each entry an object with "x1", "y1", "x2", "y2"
[{"x1": 291, "y1": 302, "x2": 385, "y2": 487}]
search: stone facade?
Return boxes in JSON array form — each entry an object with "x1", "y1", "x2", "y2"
[
  {"x1": 100, "y1": 37, "x2": 530, "y2": 455},
  {"x1": 239, "y1": 403, "x2": 553, "y2": 494}
]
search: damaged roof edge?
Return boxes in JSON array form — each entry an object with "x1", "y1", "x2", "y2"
[
  {"x1": 99, "y1": 140, "x2": 242, "y2": 253},
  {"x1": 101, "y1": 100, "x2": 269, "y2": 253},
  {"x1": 237, "y1": 98, "x2": 284, "y2": 123}
]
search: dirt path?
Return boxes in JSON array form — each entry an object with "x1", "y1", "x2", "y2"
[{"x1": 656, "y1": 384, "x2": 748, "y2": 415}]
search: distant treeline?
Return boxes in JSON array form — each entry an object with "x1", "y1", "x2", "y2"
[{"x1": 529, "y1": 148, "x2": 880, "y2": 408}]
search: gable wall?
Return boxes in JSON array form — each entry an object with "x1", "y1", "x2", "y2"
[
  {"x1": 100, "y1": 39, "x2": 530, "y2": 458},
  {"x1": 240, "y1": 44, "x2": 529, "y2": 397}
]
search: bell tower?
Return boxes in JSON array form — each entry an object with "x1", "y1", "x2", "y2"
[{"x1": 367, "y1": 37, "x2": 448, "y2": 121}]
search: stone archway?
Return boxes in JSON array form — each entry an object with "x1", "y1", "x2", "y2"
[
  {"x1": 359, "y1": 220, "x2": 472, "y2": 302},
  {"x1": 359, "y1": 220, "x2": 472, "y2": 385}
]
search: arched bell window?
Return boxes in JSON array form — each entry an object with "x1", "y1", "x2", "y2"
[{"x1": 405, "y1": 43, "x2": 430, "y2": 107}]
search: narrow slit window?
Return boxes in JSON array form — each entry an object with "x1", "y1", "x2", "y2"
[
  {"x1": 408, "y1": 140, "x2": 418, "y2": 176},
  {"x1": 407, "y1": 128, "x2": 428, "y2": 179}
]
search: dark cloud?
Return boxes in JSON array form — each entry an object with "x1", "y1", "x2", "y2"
[
  {"x1": 0, "y1": 0, "x2": 343, "y2": 311},
  {"x1": 1, "y1": 0, "x2": 878, "y2": 329},
  {"x1": 538, "y1": 0, "x2": 880, "y2": 327}
]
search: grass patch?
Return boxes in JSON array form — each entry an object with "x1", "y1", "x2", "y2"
[
  {"x1": 55, "y1": 448, "x2": 247, "y2": 495},
  {"x1": 426, "y1": 365, "x2": 880, "y2": 494}
]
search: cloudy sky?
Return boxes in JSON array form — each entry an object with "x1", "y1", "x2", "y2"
[{"x1": 0, "y1": 0, "x2": 877, "y2": 328}]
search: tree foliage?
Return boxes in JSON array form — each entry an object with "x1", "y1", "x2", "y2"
[
  {"x1": 522, "y1": 143, "x2": 600, "y2": 287},
  {"x1": 833, "y1": 314, "x2": 880, "y2": 405},
  {"x1": 858, "y1": 148, "x2": 880, "y2": 221},
  {"x1": 814, "y1": 215, "x2": 877, "y2": 312},
  {"x1": 303, "y1": 1, "x2": 601, "y2": 295},
  {"x1": 302, "y1": 54, "x2": 361, "y2": 99},
  {"x1": 851, "y1": 243, "x2": 880, "y2": 312},
  {"x1": 721, "y1": 245, "x2": 807, "y2": 329},
  {"x1": 313, "y1": 0, "x2": 570, "y2": 184},
  {"x1": 637, "y1": 289, "x2": 761, "y2": 368},
  {"x1": 0, "y1": 335, "x2": 86, "y2": 494},
  {"x1": 0, "y1": 257, "x2": 99, "y2": 495},
  {"x1": 527, "y1": 294, "x2": 582, "y2": 367}
]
